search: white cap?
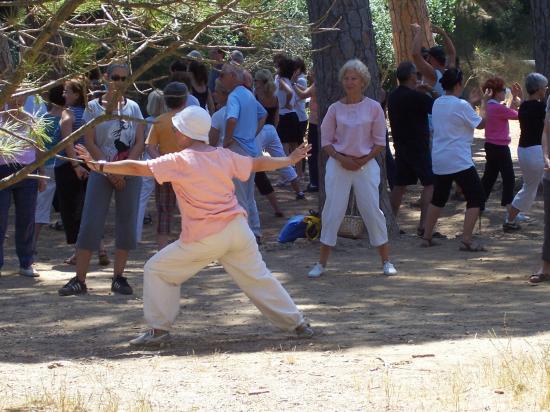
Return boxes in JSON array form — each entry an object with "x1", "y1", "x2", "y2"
[{"x1": 172, "y1": 106, "x2": 211, "y2": 143}]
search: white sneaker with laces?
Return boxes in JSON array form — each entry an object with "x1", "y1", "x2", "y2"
[
  {"x1": 129, "y1": 329, "x2": 170, "y2": 347},
  {"x1": 308, "y1": 263, "x2": 325, "y2": 278},
  {"x1": 383, "y1": 261, "x2": 397, "y2": 276},
  {"x1": 19, "y1": 266, "x2": 39, "y2": 277}
]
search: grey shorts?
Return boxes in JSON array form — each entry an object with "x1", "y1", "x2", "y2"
[{"x1": 76, "y1": 172, "x2": 142, "y2": 251}]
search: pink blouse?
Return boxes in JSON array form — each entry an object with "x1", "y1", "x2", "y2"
[{"x1": 320, "y1": 97, "x2": 386, "y2": 157}]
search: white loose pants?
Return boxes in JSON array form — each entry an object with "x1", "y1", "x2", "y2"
[
  {"x1": 320, "y1": 157, "x2": 388, "y2": 247},
  {"x1": 511, "y1": 145, "x2": 544, "y2": 212},
  {"x1": 143, "y1": 215, "x2": 304, "y2": 332},
  {"x1": 257, "y1": 124, "x2": 298, "y2": 183}
]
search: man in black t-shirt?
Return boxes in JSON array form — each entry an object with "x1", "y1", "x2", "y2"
[{"x1": 388, "y1": 61, "x2": 436, "y2": 237}]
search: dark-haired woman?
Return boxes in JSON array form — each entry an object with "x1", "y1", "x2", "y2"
[
  {"x1": 479, "y1": 76, "x2": 522, "y2": 231},
  {"x1": 422, "y1": 68, "x2": 489, "y2": 252},
  {"x1": 188, "y1": 60, "x2": 215, "y2": 114}
]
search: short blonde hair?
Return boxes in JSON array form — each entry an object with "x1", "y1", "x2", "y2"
[
  {"x1": 146, "y1": 89, "x2": 167, "y2": 117},
  {"x1": 254, "y1": 69, "x2": 276, "y2": 96},
  {"x1": 338, "y1": 59, "x2": 371, "y2": 90}
]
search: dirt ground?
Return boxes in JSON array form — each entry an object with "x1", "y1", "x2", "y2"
[{"x1": 1, "y1": 123, "x2": 549, "y2": 411}]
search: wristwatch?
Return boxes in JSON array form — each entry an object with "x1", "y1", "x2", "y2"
[{"x1": 97, "y1": 160, "x2": 107, "y2": 173}]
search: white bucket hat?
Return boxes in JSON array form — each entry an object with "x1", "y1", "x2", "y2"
[{"x1": 172, "y1": 106, "x2": 211, "y2": 143}]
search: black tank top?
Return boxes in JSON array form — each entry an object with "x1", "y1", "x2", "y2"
[
  {"x1": 192, "y1": 87, "x2": 209, "y2": 109},
  {"x1": 263, "y1": 105, "x2": 278, "y2": 126}
]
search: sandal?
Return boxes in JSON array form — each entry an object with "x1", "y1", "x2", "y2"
[
  {"x1": 420, "y1": 238, "x2": 439, "y2": 248},
  {"x1": 528, "y1": 272, "x2": 550, "y2": 284},
  {"x1": 98, "y1": 250, "x2": 110, "y2": 266},
  {"x1": 459, "y1": 241, "x2": 486, "y2": 252},
  {"x1": 417, "y1": 228, "x2": 447, "y2": 239},
  {"x1": 64, "y1": 255, "x2": 77, "y2": 265}
]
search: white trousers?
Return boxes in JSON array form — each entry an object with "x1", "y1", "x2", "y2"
[
  {"x1": 35, "y1": 165, "x2": 56, "y2": 224},
  {"x1": 257, "y1": 124, "x2": 298, "y2": 183},
  {"x1": 143, "y1": 215, "x2": 304, "y2": 331},
  {"x1": 511, "y1": 145, "x2": 544, "y2": 212},
  {"x1": 229, "y1": 143, "x2": 261, "y2": 236},
  {"x1": 320, "y1": 157, "x2": 388, "y2": 247},
  {"x1": 136, "y1": 175, "x2": 155, "y2": 242}
]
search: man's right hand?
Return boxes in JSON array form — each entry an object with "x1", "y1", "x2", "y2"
[{"x1": 338, "y1": 155, "x2": 361, "y2": 171}]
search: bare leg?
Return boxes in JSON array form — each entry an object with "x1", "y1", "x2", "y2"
[
  {"x1": 157, "y1": 234, "x2": 170, "y2": 250},
  {"x1": 264, "y1": 192, "x2": 283, "y2": 216},
  {"x1": 507, "y1": 205, "x2": 520, "y2": 221},
  {"x1": 390, "y1": 186, "x2": 406, "y2": 216},
  {"x1": 423, "y1": 204, "x2": 442, "y2": 240},
  {"x1": 541, "y1": 260, "x2": 550, "y2": 274},
  {"x1": 462, "y1": 207, "x2": 480, "y2": 245},
  {"x1": 319, "y1": 244, "x2": 331, "y2": 267},
  {"x1": 419, "y1": 185, "x2": 434, "y2": 231},
  {"x1": 377, "y1": 242, "x2": 390, "y2": 264},
  {"x1": 75, "y1": 248, "x2": 93, "y2": 282},
  {"x1": 113, "y1": 248, "x2": 129, "y2": 278},
  {"x1": 290, "y1": 178, "x2": 302, "y2": 195}
]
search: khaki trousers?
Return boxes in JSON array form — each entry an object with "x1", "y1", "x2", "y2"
[{"x1": 143, "y1": 215, "x2": 304, "y2": 331}]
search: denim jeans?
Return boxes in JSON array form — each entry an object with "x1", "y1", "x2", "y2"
[{"x1": 0, "y1": 164, "x2": 38, "y2": 269}]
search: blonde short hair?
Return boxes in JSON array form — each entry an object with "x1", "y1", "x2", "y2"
[
  {"x1": 338, "y1": 59, "x2": 371, "y2": 90},
  {"x1": 254, "y1": 69, "x2": 276, "y2": 96},
  {"x1": 146, "y1": 89, "x2": 167, "y2": 117}
]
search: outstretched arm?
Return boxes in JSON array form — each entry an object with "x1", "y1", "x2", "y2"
[
  {"x1": 252, "y1": 143, "x2": 310, "y2": 172},
  {"x1": 75, "y1": 144, "x2": 153, "y2": 176},
  {"x1": 543, "y1": 113, "x2": 550, "y2": 171}
]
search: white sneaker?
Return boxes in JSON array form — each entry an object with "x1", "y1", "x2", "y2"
[
  {"x1": 19, "y1": 266, "x2": 39, "y2": 277},
  {"x1": 383, "y1": 261, "x2": 397, "y2": 276},
  {"x1": 308, "y1": 263, "x2": 325, "y2": 278},
  {"x1": 516, "y1": 213, "x2": 530, "y2": 222},
  {"x1": 129, "y1": 329, "x2": 170, "y2": 347}
]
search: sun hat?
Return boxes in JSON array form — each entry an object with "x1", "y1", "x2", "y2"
[
  {"x1": 172, "y1": 106, "x2": 211, "y2": 143},
  {"x1": 187, "y1": 50, "x2": 202, "y2": 59}
]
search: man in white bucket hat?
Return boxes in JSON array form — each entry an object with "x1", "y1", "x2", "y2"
[{"x1": 75, "y1": 105, "x2": 314, "y2": 346}]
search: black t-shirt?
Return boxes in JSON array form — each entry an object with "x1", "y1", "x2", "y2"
[
  {"x1": 387, "y1": 85, "x2": 434, "y2": 153},
  {"x1": 518, "y1": 100, "x2": 546, "y2": 148}
]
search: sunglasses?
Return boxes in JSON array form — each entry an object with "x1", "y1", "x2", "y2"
[{"x1": 110, "y1": 75, "x2": 127, "y2": 82}]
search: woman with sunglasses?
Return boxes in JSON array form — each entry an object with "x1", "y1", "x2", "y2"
[
  {"x1": 58, "y1": 63, "x2": 145, "y2": 296},
  {"x1": 422, "y1": 68, "x2": 489, "y2": 252}
]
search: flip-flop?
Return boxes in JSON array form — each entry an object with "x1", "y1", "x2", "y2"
[
  {"x1": 64, "y1": 255, "x2": 77, "y2": 265},
  {"x1": 459, "y1": 241, "x2": 486, "y2": 252},
  {"x1": 528, "y1": 272, "x2": 550, "y2": 284},
  {"x1": 420, "y1": 238, "x2": 439, "y2": 248}
]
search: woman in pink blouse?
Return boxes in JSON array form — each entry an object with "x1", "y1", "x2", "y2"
[{"x1": 308, "y1": 59, "x2": 397, "y2": 278}]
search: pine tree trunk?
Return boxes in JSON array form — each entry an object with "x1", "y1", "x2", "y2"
[
  {"x1": 388, "y1": 0, "x2": 434, "y2": 64},
  {"x1": 307, "y1": 0, "x2": 399, "y2": 237},
  {"x1": 0, "y1": 35, "x2": 15, "y2": 76},
  {"x1": 531, "y1": 0, "x2": 550, "y2": 79}
]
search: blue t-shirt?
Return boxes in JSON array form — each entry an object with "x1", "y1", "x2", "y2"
[{"x1": 225, "y1": 85, "x2": 267, "y2": 157}]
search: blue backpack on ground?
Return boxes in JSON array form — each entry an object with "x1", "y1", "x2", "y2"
[{"x1": 278, "y1": 215, "x2": 307, "y2": 243}]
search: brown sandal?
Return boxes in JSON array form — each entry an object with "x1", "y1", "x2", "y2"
[
  {"x1": 420, "y1": 238, "x2": 439, "y2": 248},
  {"x1": 528, "y1": 272, "x2": 550, "y2": 284},
  {"x1": 459, "y1": 241, "x2": 486, "y2": 252},
  {"x1": 64, "y1": 255, "x2": 77, "y2": 265}
]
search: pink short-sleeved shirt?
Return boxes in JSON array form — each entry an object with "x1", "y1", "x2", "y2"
[
  {"x1": 320, "y1": 97, "x2": 386, "y2": 157},
  {"x1": 147, "y1": 147, "x2": 253, "y2": 243},
  {"x1": 484, "y1": 100, "x2": 518, "y2": 146}
]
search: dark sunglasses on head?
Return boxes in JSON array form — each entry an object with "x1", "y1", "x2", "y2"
[{"x1": 111, "y1": 75, "x2": 127, "y2": 81}]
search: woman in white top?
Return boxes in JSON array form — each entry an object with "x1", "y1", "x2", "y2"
[{"x1": 422, "y1": 68, "x2": 489, "y2": 252}]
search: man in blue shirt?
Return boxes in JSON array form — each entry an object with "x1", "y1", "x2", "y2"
[{"x1": 221, "y1": 63, "x2": 267, "y2": 241}]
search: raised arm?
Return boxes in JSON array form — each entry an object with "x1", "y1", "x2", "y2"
[
  {"x1": 543, "y1": 112, "x2": 550, "y2": 170},
  {"x1": 432, "y1": 24, "x2": 456, "y2": 68},
  {"x1": 411, "y1": 23, "x2": 437, "y2": 87}
]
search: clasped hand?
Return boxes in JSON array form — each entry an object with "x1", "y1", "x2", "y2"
[{"x1": 338, "y1": 154, "x2": 368, "y2": 171}]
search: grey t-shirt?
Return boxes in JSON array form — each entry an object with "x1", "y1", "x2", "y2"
[{"x1": 83, "y1": 98, "x2": 143, "y2": 161}]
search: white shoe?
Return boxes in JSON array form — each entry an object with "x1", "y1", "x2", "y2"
[
  {"x1": 383, "y1": 261, "x2": 397, "y2": 276},
  {"x1": 129, "y1": 329, "x2": 170, "y2": 347},
  {"x1": 516, "y1": 213, "x2": 530, "y2": 222},
  {"x1": 19, "y1": 266, "x2": 39, "y2": 277},
  {"x1": 308, "y1": 263, "x2": 325, "y2": 278}
]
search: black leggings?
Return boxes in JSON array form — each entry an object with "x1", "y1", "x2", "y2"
[
  {"x1": 254, "y1": 171, "x2": 274, "y2": 196},
  {"x1": 481, "y1": 142, "x2": 515, "y2": 206},
  {"x1": 54, "y1": 162, "x2": 87, "y2": 244},
  {"x1": 307, "y1": 123, "x2": 319, "y2": 188},
  {"x1": 432, "y1": 166, "x2": 485, "y2": 209}
]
